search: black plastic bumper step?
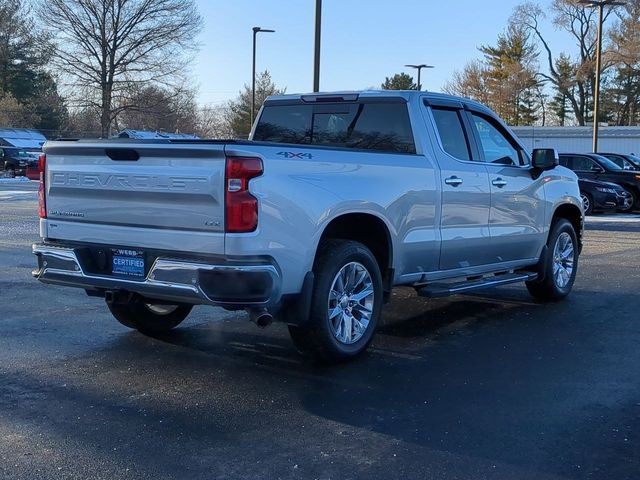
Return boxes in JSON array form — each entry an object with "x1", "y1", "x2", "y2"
[{"x1": 416, "y1": 272, "x2": 539, "y2": 298}]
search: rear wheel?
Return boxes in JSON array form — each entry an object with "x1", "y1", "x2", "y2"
[
  {"x1": 288, "y1": 240, "x2": 383, "y2": 363},
  {"x1": 4, "y1": 166, "x2": 15, "y2": 178},
  {"x1": 526, "y1": 219, "x2": 578, "y2": 302},
  {"x1": 107, "y1": 296, "x2": 192, "y2": 334}
]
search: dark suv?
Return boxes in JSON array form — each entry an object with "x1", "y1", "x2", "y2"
[
  {"x1": 559, "y1": 153, "x2": 640, "y2": 210},
  {"x1": 578, "y1": 178, "x2": 633, "y2": 214},
  {"x1": 1, "y1": 147, "x2": 35, "y2": 177},
  {"x1": 600, "y1": 153, "x2": 640, "y2": 172}
]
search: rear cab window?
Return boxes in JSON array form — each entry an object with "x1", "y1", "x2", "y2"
[{"x1": 254, "y1": 100, "x2": 416, "y2": 154}]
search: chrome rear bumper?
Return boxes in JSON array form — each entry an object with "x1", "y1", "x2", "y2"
[{"x1": 32, "y1": 243, "x2": 281, "y2": 307}]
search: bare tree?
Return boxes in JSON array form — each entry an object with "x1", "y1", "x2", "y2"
[
  {"x1": 196, "y1": 104, "x2": 234, "y2": 139},
  {"x1": 114, "y1": 84, "x2": 198, "y2": 134},
  {"x1": 443, "y1": 61, "x2": 490, "y2": 105},
  {"x1": 512, "y1": 0, "x2": 620, "y2": 125},
  {"x1": 38, "y1": 0, "x2": 203, "y2": 137}
]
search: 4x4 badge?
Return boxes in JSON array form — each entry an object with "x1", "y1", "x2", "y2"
[{"x1": 277, "y1": 151, "x2": 313, "y2": 159}]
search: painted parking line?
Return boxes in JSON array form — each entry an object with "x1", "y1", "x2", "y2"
[
  {"x1": 0, "y1": 190, "x2": 37, "y2": 201},
  {"x1": 585, "y1": 214, "x2": 640, "y2": 223}
]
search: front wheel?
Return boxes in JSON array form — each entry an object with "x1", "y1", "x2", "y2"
[
  {"x1": 580, "y1": 192, "x2": 593, "y2": 215},
  {"x1": 107, "y1": 296, "x2": 192, "y2": 334},
  {"x1": 288, "y1": 240, "x2": 383, "y2": 363},
  {"x1": 629, "y1": 189, "x2": 639, "y2": 211},
  {"x1": 526, "y1": 219, "x2": 579, "y2": 302}
]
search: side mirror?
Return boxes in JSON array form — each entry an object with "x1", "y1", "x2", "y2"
[{"x1": 532, "y1": 148, "x2": 559, "y2": 170}]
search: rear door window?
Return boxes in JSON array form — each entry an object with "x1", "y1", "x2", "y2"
[
  {"x1": 254, "y1": 102, "x2": 416, "y2": 154},
  {"x1": 430, "y1": 108, "x2": 472, "y2": 161}
]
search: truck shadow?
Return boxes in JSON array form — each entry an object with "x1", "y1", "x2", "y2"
[{"x1": 4, "y1": 285, "x2": 627, "y2": 479}]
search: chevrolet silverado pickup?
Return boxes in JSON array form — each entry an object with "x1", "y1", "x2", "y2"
[{"x1": 33, "y1": 91, "x2": 584, "y2": 362}]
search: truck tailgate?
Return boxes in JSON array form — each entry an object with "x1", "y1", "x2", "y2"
[{"x1": 43, "y1": 141, "x2": 226, "y2": 253}]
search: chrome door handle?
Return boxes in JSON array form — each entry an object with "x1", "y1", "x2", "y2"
[
  {"x1": 492, "y1": 178, "x2": 508, "y2": 188},
  {"x1": 445, "y1": 176, "x2": 463, "y2": 187}
]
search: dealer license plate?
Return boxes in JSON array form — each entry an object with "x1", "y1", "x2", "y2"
[{"x1": 111, "y1": 249, "x2": 145, "y2": 278}]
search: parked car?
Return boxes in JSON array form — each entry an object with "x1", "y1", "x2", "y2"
[
  {"x1": 559, "y1": 153, "x2": 640, "y2": 210},
  {"x1": 599, "y1": 153, "x2": 640, "y2": 171},
  {"x1": 33, "y1": 91, "x2": 584, "y2": 362},
  {"x1": 578, "y1": 178, "x2": 633, "y2": 214},
  {"x1": 1, "y1": 147, "x2": 35, "y2": 177}
]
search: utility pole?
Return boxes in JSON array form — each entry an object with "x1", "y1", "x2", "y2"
[
  {"x1": 404, "y1": 64, "x2": 434, "y2": 91},
  {"x1": 578, "y1": 0, "x2": 625, "y2": 152},
  {"x1": 251, "y1": 26, "x2": 275, "y2": 127},
  {"x1": 313, "y1": 0, "x2": 322, "y2": 92}
]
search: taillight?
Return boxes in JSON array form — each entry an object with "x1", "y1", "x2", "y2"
[
  {"x1": 38, "y1": 153, "x2": 46, "y2": 218},
  {"x1": 225, "y1": 156, "x2": 263, "y2": 232}
]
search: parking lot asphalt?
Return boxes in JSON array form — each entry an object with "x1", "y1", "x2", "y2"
[{"x1": 1, "y1": 181, "x2": 639, "y2": 480}]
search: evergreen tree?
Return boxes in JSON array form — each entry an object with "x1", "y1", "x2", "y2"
[
  {"x1": 227, "y1": 71, "x2": 285, "y2": 138},
  {"x1": 381, "y1": 73, "x2": 416, "y2": 90}
]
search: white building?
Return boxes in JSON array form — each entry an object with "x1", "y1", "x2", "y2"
[{"x1": 511, "y1": 126, "x2": 640, "y2": 155}]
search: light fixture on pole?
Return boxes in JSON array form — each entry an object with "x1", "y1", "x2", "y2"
[
  {"x1": 313, "y1": 0, "x2": 322, "y2": 92},
  {"x1": 578, "y1": 0, "x2": 625, "y2": 153},
  {"x1": 251, "y1": 26, "x2": 275, "y2": 128},
  {"x1": 405, "y1": 64, "x2": 434, "y2": 91}
]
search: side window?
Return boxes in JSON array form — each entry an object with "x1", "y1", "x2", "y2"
[
  {"x1": 430, "y1": 108, "x2": 472, "y2": 161},
  {"x1": 470, "y1": 113, "x2": 522, "y2": 166},
  {"x1": 559, "y1": 156, "x2": 571, "y2": 168},
  {"x1": 607, "y1": 155, "x2": 625, "y2": 168},
  {"x1": 572, "y1": 156, "x2": 597, "y2": 171}
]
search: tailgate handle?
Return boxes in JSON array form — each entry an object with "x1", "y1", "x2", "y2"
[{"x1": 106, "y1": 149, "x2": 140, "y2": 161}]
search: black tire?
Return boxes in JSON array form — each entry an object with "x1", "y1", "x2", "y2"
[
  {"x1": 4, "y1": 166, "x2": 15, "y2": 178},
  {"x1": 526, "y1": 219, "x2": 579, "y2": 302},
  {"x1": 629, "y1": 189, "x2": 639, "y2": 211},
  {"x1": 580, "y1": 192, "x2": 593, "y2": 215},
  {"x1": 107, "y1": 296, "x2": 192, "y2": 334},
  {"x1": 288, "y1": 240, "x2": 383, "y2": 363}
]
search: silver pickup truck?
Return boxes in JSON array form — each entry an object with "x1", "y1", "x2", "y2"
[{"x1": 33, "y1": 91, "x2": 583, "y2": 362}]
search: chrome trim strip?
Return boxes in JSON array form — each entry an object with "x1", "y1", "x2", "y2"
[{"x1": 32, "y1": 244, "x2": 280, "y2": 307}]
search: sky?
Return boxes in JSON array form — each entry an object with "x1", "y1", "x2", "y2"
[{"x1": 192, "y1": 0, "x2": 570, "y2": 107}]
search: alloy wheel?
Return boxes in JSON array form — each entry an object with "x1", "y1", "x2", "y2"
[
  {"x1": 327, "y1": 262, "x2": 375, "y2": 345},
  {"x1": 552, "y1": 232, "x2": 575, "y2": 289}
]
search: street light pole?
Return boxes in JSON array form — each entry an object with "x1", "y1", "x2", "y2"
[
  {"x1": 404, "y1": 64, "x2": 434, "y2": 91},
  {"x1": 578, "y1": 0, "x2": 625, "y2": 153},
  {"x1": 251, "y1": 26, "x2": 275, "y2": 128},
  {"x1": 313, "y1": 0, "x2": 322, "y2": 92}
]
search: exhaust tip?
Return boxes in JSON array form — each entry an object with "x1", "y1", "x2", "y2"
[{"x1": 248, "y1": 308, "x2": 273, "y2": 328}]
